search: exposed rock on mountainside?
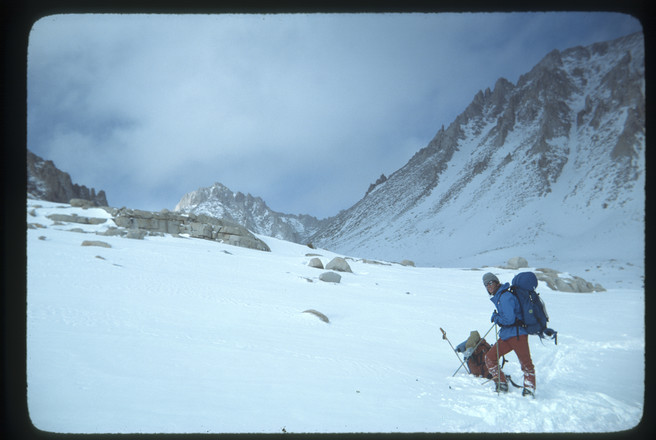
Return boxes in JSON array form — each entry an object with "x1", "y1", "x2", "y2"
[
  {"x1": 27, "y1": 150, "x2": 108, "y2": 206},
  {"x1": 174, "y1": 182, "x2": 326, "y2": 244},
  {"x1": 365, "y1": 174, "x2": 388, "y2": 197}
]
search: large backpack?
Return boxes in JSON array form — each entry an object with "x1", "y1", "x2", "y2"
[
  {"x1": 510, "y1": 272, "x2": 557, "y2": 344},
  {"x1": 467, "y1": 339, "x2": 492, "y2": 378}
]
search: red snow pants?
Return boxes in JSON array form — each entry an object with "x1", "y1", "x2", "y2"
[{"x1": 484, "y1": 334, "x2": 535, "y2": 391}]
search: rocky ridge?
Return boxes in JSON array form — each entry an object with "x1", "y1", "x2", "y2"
[{"x1": 27, "y1": 150, "x2": 108, "y2": 207}]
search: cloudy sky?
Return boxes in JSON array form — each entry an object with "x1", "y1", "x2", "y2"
[{"x1": 27, "y1": 12, "x2": 642, "y2": 218}]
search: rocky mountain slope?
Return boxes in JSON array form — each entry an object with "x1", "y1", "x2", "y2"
[
  {"x1": 27, "y1": 150, "x2": 109, "y2": 206},
  {"x1": 173, "y1": 32, "x2": 644, "y2": 276},
  {"x1": 308, "y1": 31, "x2": 645, "y2": 271}
]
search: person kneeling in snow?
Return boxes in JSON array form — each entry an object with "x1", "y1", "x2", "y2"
[
  {"x1": 483, "y1": 272, "x2": 536, "y2": 397},
  {"x1": 455, "y1": 331, "x2": 492, "y2": 379}
]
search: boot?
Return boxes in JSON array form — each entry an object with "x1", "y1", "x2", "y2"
[
  {"x1": 495, "y1": 381, "x2": 508, "y2": 393},
  {"x1": 522, "y1": 387, "x2": 535, "y2": 398}
]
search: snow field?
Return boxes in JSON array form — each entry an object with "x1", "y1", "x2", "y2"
[{"x1": 26, "y1": 200, "x2": 644, "y2": 433}]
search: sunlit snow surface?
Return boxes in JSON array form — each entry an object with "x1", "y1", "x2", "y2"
[{"x1": 26, "y1": 199, "x2": 644, "y2": 434}]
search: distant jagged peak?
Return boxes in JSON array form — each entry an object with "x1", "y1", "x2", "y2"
[
  {"x1": 174, "y1": 181, "x2": 326, "y2": 244},
  {"x1": 176, "y1": 181, "x2": 273, "y2": 214}
]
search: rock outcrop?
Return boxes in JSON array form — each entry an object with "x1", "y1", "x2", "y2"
[
  {"x1": 27, "y1": 150, "x2": 108, "y2": 206},
  {"x1": 102, "y1": 207, "x2": 270, "y2": 252},
  {"x1": 494, "y1": 257, "x2": 605, "y2": 292},
  {"x1": 535, "y1": 268, "x2": 605, "y2": 293}
]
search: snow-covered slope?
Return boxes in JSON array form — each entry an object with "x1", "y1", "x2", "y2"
[
  {"x1": 310, "y1": 32, "x2": 645, "y2": 286},
  {"x1": 27, "y1": 199, "x2": 644, "y2": 434}
]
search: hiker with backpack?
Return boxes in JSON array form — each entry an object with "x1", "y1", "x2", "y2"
[{"x1": 482, "y1": 272, "x2": 536, "y2": 397}]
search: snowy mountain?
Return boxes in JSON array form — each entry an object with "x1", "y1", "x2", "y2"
[
  {"x1": 310, "y1": 32, "x2": 645, "y2": 275},
  {"x1": 26, "y1": 198, "x2": 644, "y2": 433},
  {"x1": 173, "y1": 32, "x2": 644, "y2": 288},
  {"x1": 175, "y1": 182, "x2": 325, "y2": 244}
]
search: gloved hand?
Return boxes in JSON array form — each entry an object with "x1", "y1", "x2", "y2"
[{"x1": 491, "y1": 311, "x2": 499, "y2": 323}]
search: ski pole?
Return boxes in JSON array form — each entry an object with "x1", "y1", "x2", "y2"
[
  {"x1": 451, "y1": 323, "x2": 495, "y2": 376},
  {"x1": 495, "y1": 323, "x2": 501, "y2": 392},
  {"x1": 440, "y1": 327, "x2": 470, "y2": 375}
]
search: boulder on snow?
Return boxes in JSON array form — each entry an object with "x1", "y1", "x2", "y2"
[
  {"x1": 81, "y1": 240, "x2": 112, "y2": 248},
  {"x1": 362, "y1": 259, "x2": 391, "y2": 266},
  {"x1": 319, "y1": 271, "x2": 342, "y2": 283},
  {"x1": 97, "y1": 227, "x2": 127, "y2": 237},
  {"x1": 308, "y1": 258, "x2": 324, "y2": 269},
  {"x1": 302, "y1": 309, "x2": 330, "y2": 323},
  {"x1": 506, "y1": 257, "x2": 529, "y2": 269},
  {"x1": 535, "y1": 268, "x2": 605, "y2": 292},
  {"x1": 69, "y1": 198, "x2": 96, "y2": 209},
  {"x1": 325, "y1": 257, "x2": 352, "y2": 273},
  {"x1": 400, "y1": 259, "x2": 415, "y2": 267},
  {"x1": 47, "y1": 213, "x2": 107, "y2": 225},
  {"x1": 126, "y1": 229, "x2": 147, "y2": 240}
]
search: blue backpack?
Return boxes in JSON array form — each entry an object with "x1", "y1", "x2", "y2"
[{"x1": 510, "y1": 272, "x2": 558, "y2": 344}]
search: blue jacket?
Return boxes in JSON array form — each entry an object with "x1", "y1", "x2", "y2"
[{"x1": 490, "y1": 282, "x2": 528, "y2": 341}]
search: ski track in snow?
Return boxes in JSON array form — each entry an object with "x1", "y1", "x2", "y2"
[{"x1": 25, "y1": 200, "x2": 644, "y2": 434}]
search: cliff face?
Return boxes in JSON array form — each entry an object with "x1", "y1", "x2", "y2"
[{"x1": 27, "y1": 150, "x2": 109, "y2": 206}]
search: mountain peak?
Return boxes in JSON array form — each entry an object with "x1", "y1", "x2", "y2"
[{"x1": 174, "y1": 182, "x2": 325, "y2": 244}]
